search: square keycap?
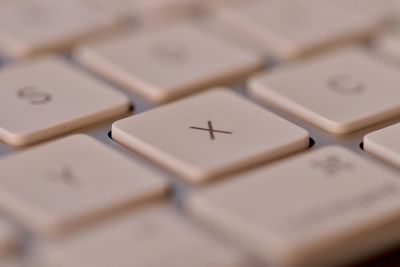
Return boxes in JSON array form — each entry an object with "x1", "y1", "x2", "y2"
[
  {"x1": 249, "y1": 47, "x2": 400, "y2": 134},
  {"x1": 0, "y1": 135, "x2": 168, "y2": 236},
  {"x1": 42, "y1": 205, "x2": 245, "y2": 267},
  {"x1": 216, "y1": 0, "x2": 377, "y2": 59},
  {"x1": 75, "y1": 24, "x2": 262, "y2": 103},
  {"x1": 112, "y1": 88, "x2": 309, "y2": 183},
  {"x1": 0, "y1": 56, "x2": 130, "y2": 146},
  {"x1": 188, "y1": 146, "x2": 400, "y2": 267},
  {"x1": 0, "y1": 0, "x2": 116, "y2": 58}
]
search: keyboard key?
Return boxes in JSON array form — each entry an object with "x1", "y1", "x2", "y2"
[
  {"x1": 82, "y1": 0, "x2": 200, "y2": 23},
  {"x1": 112, "y1": 88, "x2": 309, "y2": 183},
  {"x1": 364, "y1": 123, "x2": 400, "y2": 167},
  {"x1": 0, "y1": 57, "x2": 130, "y2": 146},
  {"x1": 216, "y1": 0, "x2": 378, "y2": 59},
  {"x1": 42, "y1": 205, "x2": 245, "y2": 267},
  {"x1": 0, "y1": 0, "x2": 116, "y2": 58},
  {"x1": 187, "y1": 146, "x2": 400, "y2": 267},
  {"x1": 75, "y1": 24, "x2": 262, "y2": 103},
  {"x1": 249, "y1": 47, "x2": 400, "y2": 134},
  {"x1": 0, "y1": 135, "x2": 168, "y2": 236}
]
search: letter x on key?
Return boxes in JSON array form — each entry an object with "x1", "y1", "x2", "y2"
[{"x1": 190, "y1": 121, "x2": 233, "y2": 140}]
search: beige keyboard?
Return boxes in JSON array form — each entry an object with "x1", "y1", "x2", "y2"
[{"x1": 3, "y1": 0, "x2": 400, "y2": 266}]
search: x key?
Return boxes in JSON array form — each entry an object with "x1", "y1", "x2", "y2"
[
  {"x1": 112, "y1": 88, "x2": 309, "y2": 183},
  {"x1": 190, "y1": 121, "x2": 233, "y2": 140}
]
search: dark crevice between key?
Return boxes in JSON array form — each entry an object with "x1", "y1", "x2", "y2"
[
  {"x1": 309, "y1": 137, "x2": 315, "y2": 148},
  {"x1": 360, "y1": 142, "x2": 364, "y2": 150},
  {"x1": 107, "y1": 104, "x2": 134, "y2": 141}
]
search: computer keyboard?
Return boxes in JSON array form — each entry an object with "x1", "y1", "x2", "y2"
[{"x1": 2, "y1": 0, "x2": 400, "y2": 267}]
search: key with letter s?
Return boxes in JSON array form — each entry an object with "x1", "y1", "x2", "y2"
[{"x1": 0, "y1": 56, "x2": 130, "y2": 146}]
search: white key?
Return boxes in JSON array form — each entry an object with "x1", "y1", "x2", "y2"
[
  {"x1": 249, "y1": 47, "x2": 400, "y2": 134},
  {"x1": 0, "y1": 57, "x2": 130, "y2": 146},
  {"x1": 187, "y1": 146, "x2": 400, "y2": 267},
  {"x1": 216, "y1": 0, "x2": 378, "y2": 59},
  {"x1": 75, "y1": 24, "x2": 262, "y2": 103},
  {"x1": 42, "y1": 205, "x2": 245, "y2": 267},
  {"x1": 0, "y1": 0, "x2": 116, "y2": 58},
  {"x1": 0, "y1": 135, "x2": 168, "y2": 236},
  {"x1": 112, "y1": 88, "x2": 309, "y2": 183},
  {"x1": 82, "y1": 0, "x2": 200, "y2": 23},
  {"x1": 364, "y1": 123, "x2": 400, "y2": 168}
]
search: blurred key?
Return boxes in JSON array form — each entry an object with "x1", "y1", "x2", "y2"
[
  {"x1": 82, "y1": 0, "x2": 201, "y2": 23},
  {"x1": 216, "y1": 0, "x2": 378, "y2": 59},
  {"x1": 188, "y1": 146, "x2": 400, "y2": 267},
  {"x1": 364, "y1": 123, "x2": 400, "y2": 168},
  {"x1": 43, "y1": 205, "x2": 245, "y2": 267},
  {"x1": 75, "y1": 24, "x2": 262, "y2": 103},
  {"x1": 0, "y1": 57, "x2": 130, "y2": 146},
  {"x1": 112, "y1": 88, "x2": 309, "y2": 183},
  {"x1": 0, "y1": 135, "x2": 168, "y2": 236},
  {"x1": 0, "y1": 0, "x2": 117, "y2": 58},
  {"x1": 249, "y1": 47, "x2": 400, "y2": 134}
]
